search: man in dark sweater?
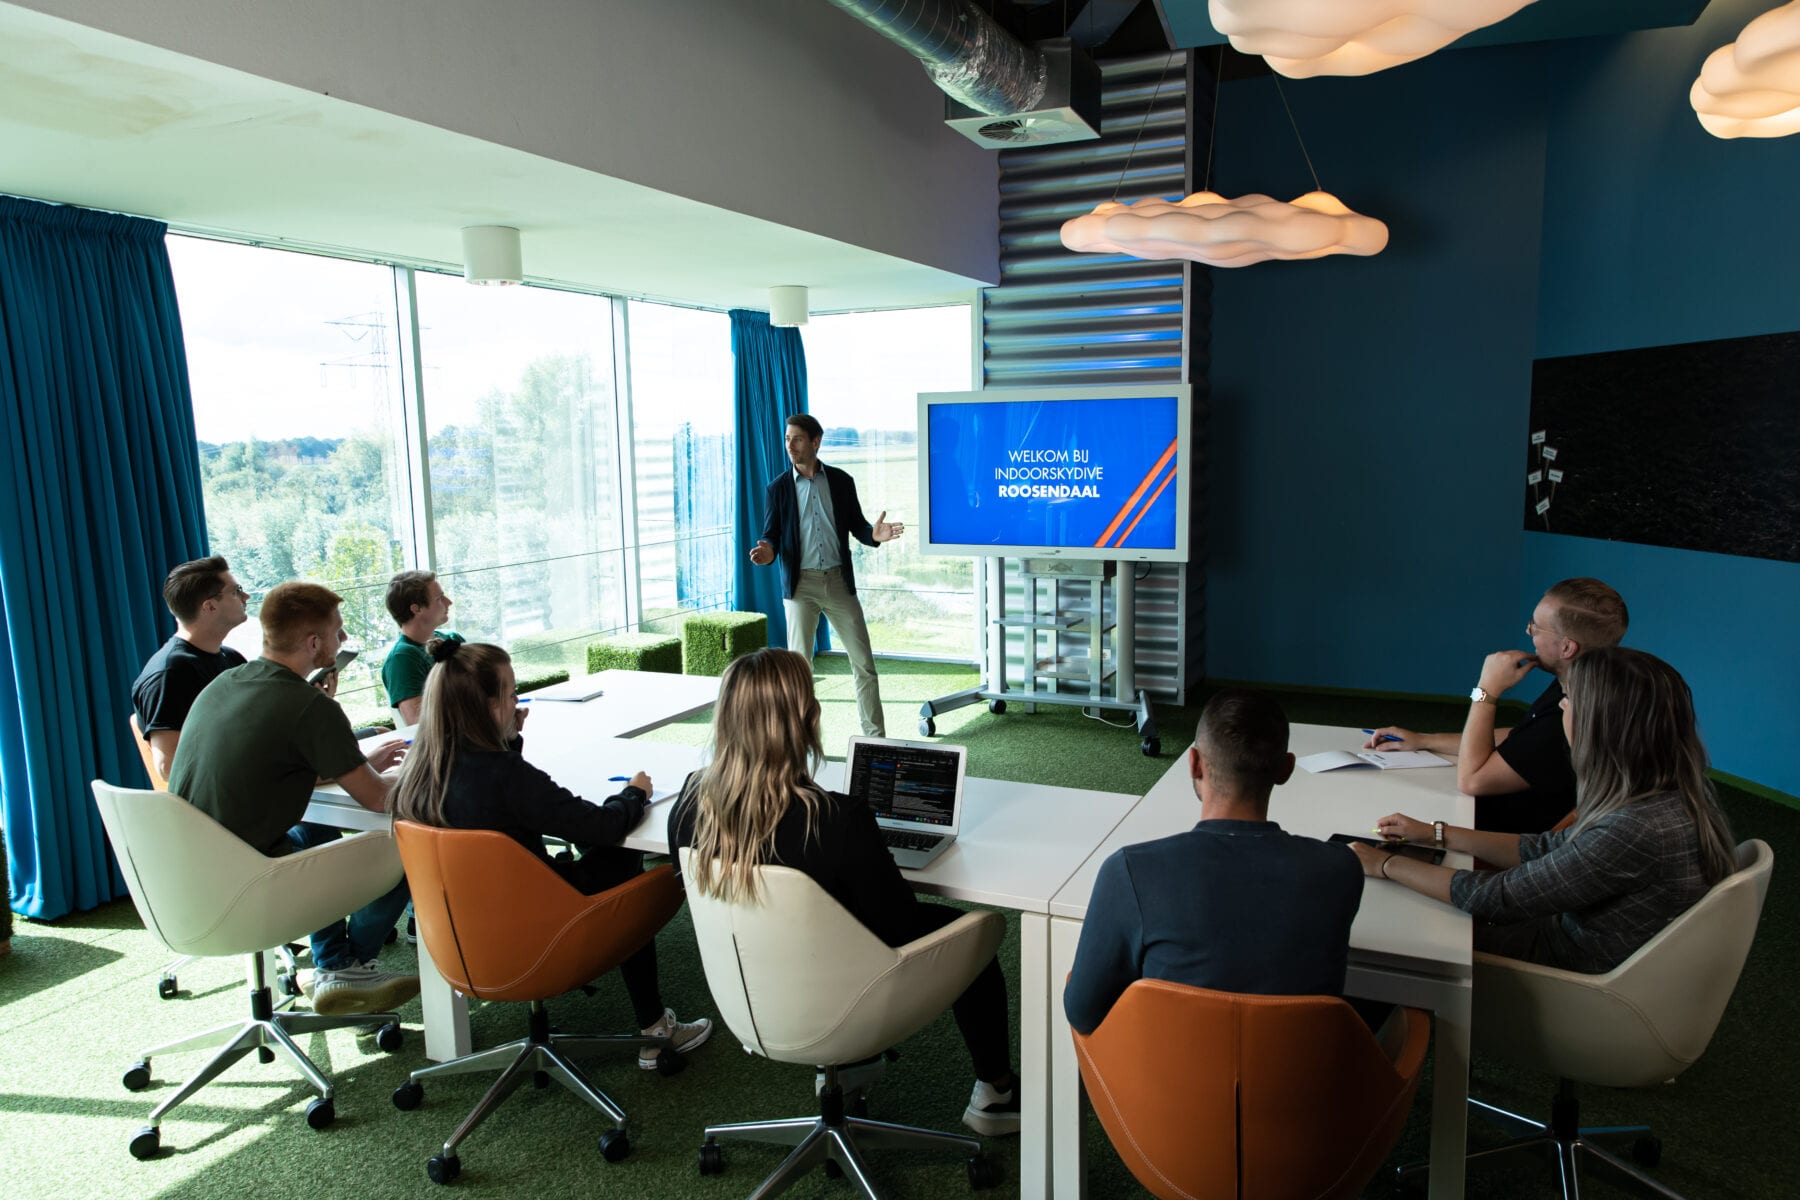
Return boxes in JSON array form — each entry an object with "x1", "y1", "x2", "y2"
[
  {"x1": 1063, "y1": 690, "x2": 1365, "y2": 1036},
  {"x1": 131, "y1": 556, "x2": 251, "y2": 782}
]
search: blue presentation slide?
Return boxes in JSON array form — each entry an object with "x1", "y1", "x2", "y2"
[{"x1": 927, "y1": 395, "x2": 1179, "y2": 551}]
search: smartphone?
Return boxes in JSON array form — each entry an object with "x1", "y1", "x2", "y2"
[
  {"x1": 1329, "y1": 832, "x2": 1447, "y2": 866},
  {"x1": 307, "y1": 646, "x2": 360, "y2": 686}
]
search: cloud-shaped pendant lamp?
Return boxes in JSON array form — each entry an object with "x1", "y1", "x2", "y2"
[
  {"x1": 1210, "y1": 0, "x2": 1536, "y2": 78},
  {"x1": 1060, "y1": 191, "x2": 1388, "y2": 268},
  {"x1": 1691, "y1": 0, "x2": 1800, "y2": 139}
]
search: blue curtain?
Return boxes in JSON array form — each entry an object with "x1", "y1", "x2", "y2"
[
  {"x1": 0, "y1": 196, "x2": 208, "y2": 920},
  {"x1": 729, "y1": 308, "x2": 819, "y2": 651}
]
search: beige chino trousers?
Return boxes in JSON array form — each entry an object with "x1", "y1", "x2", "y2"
[{"x1": 785, "y1": 567, "x2": 885, "y2": 737}]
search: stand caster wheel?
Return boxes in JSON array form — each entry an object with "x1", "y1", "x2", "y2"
[
  {"x1": 427, "y1": 1153, "x2": 461, "y2": 1184},
  {"x1": 824, "y1": 1159, "x2": 844, "y2": 1179},
  {"x1": 919, "y1": 719, "x2": 936, "y2": 737},
  {"x1": 257, "y1": 1046, "x2": 275, "y2": 1064},
  {"x1": 157, "y1": 977, "x2": 178, "y2": 1000},
  {"x1": 305, "y1": 1097, "x2": 335, "y2": 1130},
  {"x1": 599, "y1": 1128, "x2": 631, "y2": 1162},
  {"x1": 393, "y1": 1080, "x2": 424, "y2": 1111},
  {"x1": 1141, "y1": 737, "x2": 1161, "y2": 757},
  {"x1": 123, "y1": 1061, "x2": 152, "y2": 1092},
  {"x1": 129, "y1": 1125, "x2": 161, "y2": 1160},
  {"x1": 656, "y1": 1049, "x2": 687, "y2": 1077},
  {"x1": 967, "y1": 1152, "x2": 1002, "y2": 1189},
  {"x1": 1633, "y1": 1136, "x2": 1662, "y2": 1167},
  {"x1": 988, "y1": 699, "x2": 1006, "y2": 714},
  {"x1": 697, "y1": 1139, "x2": 725, "y2": 1175},
  {"x1": 374, "y1": 1022, "x2": 404, "y2": 1053}
]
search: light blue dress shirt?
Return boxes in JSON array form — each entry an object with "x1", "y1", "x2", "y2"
[{"x1": 794, "y1": 467, "x2": 841, "y2": 571}]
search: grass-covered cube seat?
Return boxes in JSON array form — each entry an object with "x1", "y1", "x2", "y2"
[
  {"x1": 682, "y1": 611, "x2": 768, "y2": 676},
  {"x1": 586, "y1": 632, "x2": 683, "y2": 676}
]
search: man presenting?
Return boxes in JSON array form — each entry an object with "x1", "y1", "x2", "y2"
[
  {"x1": 131, "y1": 557, "x2": 250, "y2": 782},
  {"x1": 1364, "y1": 577, "x2": 1628, "y2": 833},
  {"x1": 748, "y1": 413, "x2": 903, "y2": 737},
  {"x1": 382, "y1": 570, "x2": 460, "y2": 727},
  {"x1": 171, "y1": 582, "x2": 414, "y2": 1015},
  {"x1": 1064, "y1": 691, "x2": 1365, "y2": 1036}
]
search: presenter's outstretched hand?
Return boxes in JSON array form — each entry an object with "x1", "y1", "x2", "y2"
[
  {"x1": 872, "y1": 511, "x2": 905, "y2": 543},
  {"x1": 749, "y1": 540, "x2": 775, "y2": 566}
]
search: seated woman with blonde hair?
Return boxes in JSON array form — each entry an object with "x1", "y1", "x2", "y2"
[
  {"x1": 1351, "y1": 646, "x2": 1736, "y2": 972},
  {"x1": 668, "y1": 647, "x2": 1022, "y2": 1136},
  {"x1": 389, "y1": 638, "x2": 711, "y2": 1068}
]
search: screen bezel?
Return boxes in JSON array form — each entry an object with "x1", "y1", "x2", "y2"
[{"x1": 915, "y1": 383, "x2": 1193, "y2": 563}]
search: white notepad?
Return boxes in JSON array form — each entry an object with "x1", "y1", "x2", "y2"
[
  {"x1": 524, "y1": 676, "x2": 607, "y2": 702},
  {"x1": 1297, "y1": 750, "x2": 1452, "y2": 773}
]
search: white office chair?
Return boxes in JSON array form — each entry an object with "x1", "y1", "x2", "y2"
[
  {"x1": 94, "y1": 781, "x2": 410, "y2": 1159},
  {"x1": 1406, "y1": 839, "x2": 1773, "y2": 1199},
  {"x1": 679, "y1": 849, "x2": 1007, "y2": 1197}
]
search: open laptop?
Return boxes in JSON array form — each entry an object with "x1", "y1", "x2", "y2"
[{"x1": 844, "y1": 736, "x2": 967, "y2": 870}]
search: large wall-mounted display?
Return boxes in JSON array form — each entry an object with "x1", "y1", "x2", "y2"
[
  {"x1": 1523, "y1": 330, "x2": 1800, "y2": 564},
  {"x1": 918, "y1": 384, "x2": 1192, "y2": 563}
]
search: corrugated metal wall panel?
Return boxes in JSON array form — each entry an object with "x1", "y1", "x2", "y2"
[{"x1": 982, "y1": 50, "x2": 1207, "y2": 704}]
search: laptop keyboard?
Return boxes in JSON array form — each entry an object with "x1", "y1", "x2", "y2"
[{"x1": 881, "y1": 829, "x2": 946, "y2": 853}]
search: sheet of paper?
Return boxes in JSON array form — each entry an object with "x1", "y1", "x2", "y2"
[{"x1": 1297, "y1": 749, "x2": 1451, "y2": 773}]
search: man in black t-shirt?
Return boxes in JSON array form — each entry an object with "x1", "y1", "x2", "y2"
[
  {"x1": 130, "y1": 557, "x2": 251, "y2": 782},
  {"x1": 1365, "y1": 577, "x2": 1629, "y2": 833}
]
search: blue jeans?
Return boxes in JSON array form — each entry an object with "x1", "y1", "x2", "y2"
[{"x1": 285, "y1": 822, "x2": 411, "y2": 972}]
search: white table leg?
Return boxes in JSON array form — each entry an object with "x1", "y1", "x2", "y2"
[
  {"x1": 416, "y1": 930, "x2": 471, "y2": 1062},
  {"x1": 1427, "y1": 979, "x2": 1471, "y2": 1200},
  {"x1": 1019, "y1": 913, "x2": 1050, "y2": 1200},
  {"x1": 1049, "y1": 916, "x2": 1088, "y2": 1200}
]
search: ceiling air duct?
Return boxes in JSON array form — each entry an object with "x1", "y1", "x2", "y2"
[{"x1": 825, "y1": 0, "x2": 1101, "y2": 148}]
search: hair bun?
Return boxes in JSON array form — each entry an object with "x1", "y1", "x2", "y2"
[{"x1": 426, "y1": 637, "x2": 462, "y2": 664}]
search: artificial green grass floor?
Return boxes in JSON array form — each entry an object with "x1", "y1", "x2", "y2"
[{"x1": 3, "y1": 656, "x2": 1794, "y2": 1198}]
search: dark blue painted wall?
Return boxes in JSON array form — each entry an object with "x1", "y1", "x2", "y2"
[{"x1": 1209, "y1": 1, "x2": 1800, "y2": 796}]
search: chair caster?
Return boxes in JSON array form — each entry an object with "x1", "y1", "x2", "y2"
[
  {"x1": 1633, "y1": 1136, "x2": 1663, "y2": 1167},
  {"x1": 967, "y1": 1152, "x2": 1002, "y2": 1189},
  {"x1": 157, "y1": 976, "x2": 179, "y2": 1000},
  {"x1": 129, "y1": 1125, "x2": 161, "y2": 1160},
  {"x1": 697, "y1": 1139, "x2": 725, "y2": 1175},
  {"x1": 305, "y1": 1097, "x2": 335, "y2": 1130},
  {"x1": 123, "y1": 1061, "x2": 152, "y2": 1092},
  {"x1": 257, "y1": 1046, "x2": 275, "y2": 1064},
  {"x1": 533, "y1": 1070, "x2": 550, "y2": 1089},
  {"x1": 848, "y1": 1092, "x2": 869, "y2": 1118},
  {"x1": 599, "y1": 1128, "x2": 631, "y2": 1162},
  {"x1": 374, "y1": 1022, "x2": 404, "y2": 1053},
  {"x1": 385, "y1": 926, "x2": 398, "y2": 945},
  {"x1": 277, "y1": 972, "x2": 301, "y2": 998},
  {"x1": 989, "y1": 699, "x2": 1006, "y2": 714},
  {"x1": 824, "y1": 1159, "x2": 844, "y2": 1179},
  {"x1": 656, "y1": 1049, "x2": 687, "y2": 1077},
  {"x1": 393, "y1": 1080, "x2": 424, "y2": 1111},
  {"x1": 427, "y1": 1153, "x2": 461, "y2": 1184},
  {"x1": 1141, "y1": 736, "x2": 1161, "y2": 757},
  {"x1": 919, "y1": 719, "x2": 936, "y2": 737}
]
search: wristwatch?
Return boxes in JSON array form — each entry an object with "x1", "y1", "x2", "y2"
[
  {"x1": 1469, "y1": 685, "x2": 1497, "y2": 704},
  {"x1": 1433, "y1": 820, "x2": 1446, "y2": 848}
]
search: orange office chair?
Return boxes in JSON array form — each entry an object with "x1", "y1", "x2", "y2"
[
  {"x1": 389, "y1": 821, "x2": 686, "y2": 1185},
  {"x1": 1073, "y1": 981, "x2": 1431, "y2": 1200}
]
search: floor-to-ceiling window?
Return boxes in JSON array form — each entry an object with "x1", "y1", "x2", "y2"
[{"x1": 804, "y1": 305, "x2": 976, "y2": 661}]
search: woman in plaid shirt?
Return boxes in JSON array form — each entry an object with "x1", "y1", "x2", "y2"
[{"x1": 1352, "y1": 647, "x2": 1738, "y2": 972}]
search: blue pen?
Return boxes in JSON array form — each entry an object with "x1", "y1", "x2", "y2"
[
  {"x1": 1361, "y1": 729, "x2": 1403, "y2": 743},
  {"x1": 609, "y1": 775, "x2": 631, "y2": 782}
]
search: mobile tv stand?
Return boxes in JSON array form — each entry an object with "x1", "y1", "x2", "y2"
[{"x1": 919, "y1": 557, "x2": 1160, "y2": 756}]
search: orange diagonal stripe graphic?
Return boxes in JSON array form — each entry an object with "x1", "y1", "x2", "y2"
[
  {"x1": 1112, "y1": 461, "x2": 1177, "y2": 548},
  {"x1": 1093, "y1": 437, "x2": 1179, "y2": 548}
]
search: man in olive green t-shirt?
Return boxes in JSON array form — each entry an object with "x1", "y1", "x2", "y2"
[
  {"x1": 381, "y1": 570, "x2": 460, "y2": 727},
  {"x1": 170, "y1": 582, "x2": 414, "y2": 1016}
]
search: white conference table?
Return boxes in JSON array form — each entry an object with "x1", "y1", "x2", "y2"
[{"x1": 1045, "y1": 724, "x2": 1476, "y2": 1200}]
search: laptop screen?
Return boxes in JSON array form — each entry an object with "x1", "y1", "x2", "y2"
[{"x1": 848, "y1": 741, "x2": 961, "y2": 828}]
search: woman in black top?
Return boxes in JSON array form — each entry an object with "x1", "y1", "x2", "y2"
[
  {"x1": 389, "y1": 639, "x2": 710, "y2": 1067},
  {"x1": 667, "y1": 647, "x2": 1019, "y2": 1136}
]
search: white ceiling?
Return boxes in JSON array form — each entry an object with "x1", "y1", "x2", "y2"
[{"x1": 0, "y1": 3, "x2": 991, "y2": 311}]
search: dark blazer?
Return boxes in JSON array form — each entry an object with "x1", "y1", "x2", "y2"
[{"x1": 759, "y1": 463, "x2": 877, "y2": 599}]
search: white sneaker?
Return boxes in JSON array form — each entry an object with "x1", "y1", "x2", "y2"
[
  {"x1": 312, "y1": 961, "x2": 420, "y2": 1016},
  {"x1": 638, "y1": 1008, "x2": 713, "y2": 1069},
  {"x1": 963, "y1": 1077, "x2": 1021, "y2": 1136}
]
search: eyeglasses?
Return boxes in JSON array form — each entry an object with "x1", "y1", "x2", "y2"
[{"x1": 1526, "y1": 621, "x2": 1565, "y2": 640}]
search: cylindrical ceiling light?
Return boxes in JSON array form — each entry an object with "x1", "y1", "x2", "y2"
[
  {"x1": 769, "y1": 285, "x2": 809, "y2": 327},
  {"x1": 462, "y1": 226, "x2": 522, "y2": 286}
]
